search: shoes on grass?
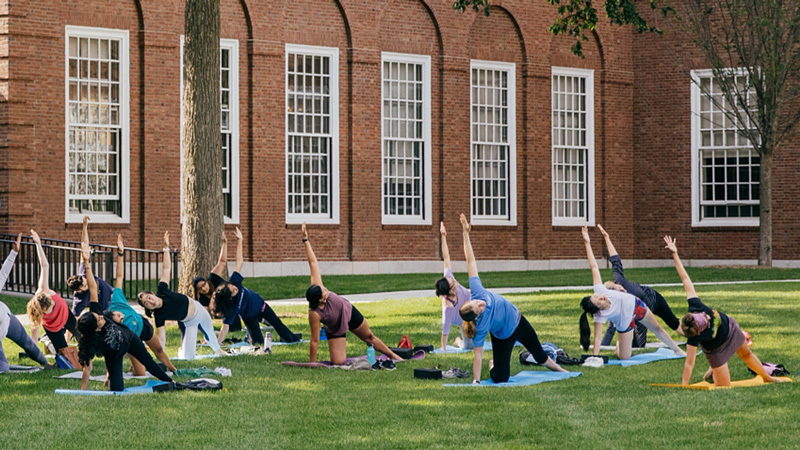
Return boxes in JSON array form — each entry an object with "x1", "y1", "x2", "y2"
[
  {"x1": 372, "y1": 359, "x2": 397, "y2": 370},
  {"x1": 441, "y1": 367, "x2": 470, "y2": 379}
]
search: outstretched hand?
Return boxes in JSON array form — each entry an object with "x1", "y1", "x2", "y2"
[
  {"x1": 440, "y1": 221, "x2": 446, "y2": 236},
  {"x1": 12, "y1": 233, "x2": 21, "y2": 253},
  {"x1": 221, "y1": 230, "x2": 227, "y2": 242},
  {"x1": 663, "y1": 235, "x2": 678, "y2": 253},
  {"x1": 301, "y1": 222, "x2": 309, "y2": 240},
  {"x1": 581, "y1": 226, "x2": 590, "y2": 243},
  {"x1": 597, "y1": 224, "x2": 609, "y2": 238},
  {"x1": 82, "y1": 216, "x2": 90, "y2": 226},
  {"x1": 163, "y1": 231, "x2": 170, "y2": 248},
  {"x1": 117, "y1": 234, "x2": 124, "y2": 252},
  {"x1": 30, "y1": 229, "x2": 41, "y2": 245},
  {"x1": 234, "y1": 227, "x2": 243, "y2": 241},
  {"x1": 460, "y1": 214, "x2": 471, "y2": 233}
]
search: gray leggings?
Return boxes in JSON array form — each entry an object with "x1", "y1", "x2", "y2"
[{"x1": 1, "y1": 312, "x2": 48, "y2": 372}]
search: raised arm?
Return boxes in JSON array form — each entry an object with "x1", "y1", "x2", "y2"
[
  {"x1": 0, "y1": 233, "x2": 21, "y2": 292},
  {"x1": 160, "y1": 231, "x2": 171, "y2": 284},
  {"x1": 664, "y1": 236, "x2": 697, "y2": 299},
  {"x1": 302, "y1": 223, "x2": 323, "y2": 287},
  {"x1": 81, "y1": 242, "x2": 98, "y2": 304},
  {"x1": 115, "y1": 235, "x2": 125, "y2": 289},
  {"x1": 234, "y1": 227, "x2": 243, "y2": 273},
  {"x1": 460, "y1": 214, "x2": 478, "y2": 278},
  {"x1": 440, "y1": 222, "x2": 451, "y2": 271},
  {"x1": 597, "y1": 224, "x2": 618, "y2": 258},
  {"x1": 211, "y1": 231, "x2": 228, "y2": 276},
  {"x1": 31, "y1": 230, "x2": 49, "y2": 293},
  {"x1": 582, "y1": 227, "x2": 602, "y2": 286}
]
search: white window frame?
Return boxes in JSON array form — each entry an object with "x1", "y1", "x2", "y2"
[
  {"x1": 64, "y1": 26, "x2": 130, "y2": 224},
  {"x1": 690, "y1": 68, "x2": 759, "y2": 227},
  {"x1": 550, "y1": 67, "x2": 595, "y2": 226},
  {"x1": 180, "y1": 37, "x2": 240, "y2": 224},
  {"x1": 469, "y1": 60, "x2": 517, "y2": 226},
  {"x1": 285, "y1": 44, "x2": 340, "y2": 225},
  {"x1": 380, "y1": 52, "x2": 432, "y2": 225}
]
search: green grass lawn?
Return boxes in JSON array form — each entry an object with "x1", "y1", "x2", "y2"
[{"x1": 1, "y1": 280, "x2": 799, "y2": 449}]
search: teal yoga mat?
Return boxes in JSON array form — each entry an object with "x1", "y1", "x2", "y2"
[
  {"x1": 55, "y1": 380, "x2": 172, "y2": 396},
  {"x1": 605, "y1": 347, "x2": 686, "y2": 367},
  {"x1": 444, "y1": 370, "x2": 582, "y2": 387}
]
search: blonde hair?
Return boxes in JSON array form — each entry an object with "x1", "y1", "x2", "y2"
[
  {"x1": 603, "y1": 281, "x2": 616, "y2": 290},
  {"x1": 459, "y1": 303, "x2": 477, "y2": 339},
  {"x1": 27, "y1": 292, "x2": 53, "y2": 326}
]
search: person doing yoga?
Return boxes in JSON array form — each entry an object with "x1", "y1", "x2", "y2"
[
  {"x1": 27, "y1": 229, "x2": 82, "y2": 367},
  {"x1": 67, "y1": 217, "x2": 112, "y2": 317},
  {"x1": 664, "y1": 236, "x2": 784, "y2": 386},
  {"x1": 457, "y1": 214, "x2": 567, "y2": 384},
  {"x1": 190, "y1": 232, "x2": 243, "y2": 333},
  {"x1": 0, "y1": 233, "x2": 50, "y2": 372},
  {"x1": 434, "y1": 221, "x2": 473, "y2": 351},
  {"x1": 579, "y1": 227, "x2": 685, "y2": 359},
  {"x1": 137, "y1": 231, "x2": 225, "y2": 360},
  {"x1": 596, "y1": 224, "x2": 684, "y2": 346},
  {"x1": 77, "y1": 242, "x2": 173, "y2": 391},
  {"x1": 213, "y1": 227, "x2": 300, "y2": 346},
  {"x1": 302, "y1": 223, "x2": 402, "y2": 365}
]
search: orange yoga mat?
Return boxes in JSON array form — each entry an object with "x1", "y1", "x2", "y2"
[{"x1": 651, "y1": 376, "x2": 793, "y2": 390}]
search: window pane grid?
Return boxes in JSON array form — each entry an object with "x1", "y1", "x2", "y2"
[
  {"x1": 383, "y1": 60, "x2": 424, "y2": 218},
  {"x1": 287, "y1": 52, "x2": 332, "y2": 217},
  {"x1": 697, "y1": 74, "x2": 760, "y2": 220},
  {"x1": 552, "y1": 74, "x2": 589, "y2": 220},
  {"x1": 67, "y1": 34, "x2": 122, "y2": 215},
  {"x1": 471, "y1": 67, "x2": 510, "y2": 219},
  {"x1": 220, "y1": 47, "x2": 233, "y2": 219}
]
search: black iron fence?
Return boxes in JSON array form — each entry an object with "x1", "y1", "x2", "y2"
[{"x1": 0, "y1": 234, "x2": 179, "y2": 301}]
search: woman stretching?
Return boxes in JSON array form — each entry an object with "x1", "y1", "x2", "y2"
[
  {"x1": 136, "y1": 231, "x2": 225, "y2": 360},
  {"x1": 77, "y1": 243, "x2": 173, "y2": 391},
  {"x1": 302, "y1": 223, "x2": 401, "y2": 365},
  {"x1": 26, "y1": 229, "x2": 81, "y2": 367},
  {"x1": 434, "y1": 221, "x2": 472, "y2": 351},
  {"x1": 664, "y1": 236, "x2": 783, "y2": 386},
  {"x1": 579, "y1": 227, "x2": 685, "y2": 359},
  {"x1": 458, "y1": 214, "x2": 566, "y2": 384},
  {"x1": 597, "y1": 224, "x2": 683, "y2": 346},
  {"x1": 1, "y1": 234, "x2": 49, "y2": 372},
  {"x1": 213, "y1": 227, "x2": 300, "y2": 346}
]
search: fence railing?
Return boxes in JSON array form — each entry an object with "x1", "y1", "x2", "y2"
[{"x1": 0, "y1": 234, "x2": 179, "y2": 301}]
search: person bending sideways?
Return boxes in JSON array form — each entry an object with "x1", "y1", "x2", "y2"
[
  {"x1": 457, "y1": 214, "x2": 567, "y2": 384},
  {"x1": 434, "y1": 221, "x2": 473, "y2": 351},
  {"x1": 664, "y1": 235, "x2": 784, "y2": 387},
  {"x1": 578, "y1": 227, "x2": 685, "y2": 360},
  {"x1": 301, "y1": 223, "x2": 401, "y2": 365}
]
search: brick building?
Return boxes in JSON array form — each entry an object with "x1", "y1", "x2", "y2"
[{"x1": 1, "y1": 1, "x2": 797, "y2": 276}]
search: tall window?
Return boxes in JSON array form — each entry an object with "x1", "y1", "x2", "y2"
[
  {"x1": 470, "y1": 60, "x2": 516, "y2": 225},
  {"x1": 285, "y1": 44, "x2": 339, "y2": 224},
  {"x1": 381, "y1": 53, "x2": 431, "y2": 225},
  {"x1": 691, "y1": 69, "x2": 759, "y2": 227},
  {"x1": 180, "y1": 37, "x2": 239, "y2": 224},
  {"x1": 65, "y1": 26, "x2": 129, "y2": 223},
  {"x1": 551, "y1": 68, "x2": 595, "y2": 226}
]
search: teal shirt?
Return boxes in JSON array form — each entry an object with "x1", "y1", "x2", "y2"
[{"x1": 109, "y1": 287, "x2": 144, "y2": 337}]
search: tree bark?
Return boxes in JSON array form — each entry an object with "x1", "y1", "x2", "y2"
[
  {"x1": 758, "y1": 150, "x2": 773, "y2": 266},
  {"x1": 180, "y1": 0, "x2": 223, "y2": 293}
]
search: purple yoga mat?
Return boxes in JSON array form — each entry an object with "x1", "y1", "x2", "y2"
[{"x1": 282, "y1": 349, "x2": 426, "y2": 368}]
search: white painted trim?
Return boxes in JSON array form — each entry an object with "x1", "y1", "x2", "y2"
[
  {"x1": 284, "y1": 44, "x2": 340, "y2": 225},
  {"x1": 380, "y1": 52, "x2": 432, "y2": 226},
  {"x1": 64, "y1": 26, "x2": 130, "y2": 224},
  {"x1": 469, "y1": 59, "x2": 517, "y2": 226},
  {"x1": 550, "y1": 67, "x2": 595, "y2": 227}
]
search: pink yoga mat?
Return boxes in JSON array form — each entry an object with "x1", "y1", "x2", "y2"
[{"x1": 282, "y1": 349, "x2": 426, "y2": 368}]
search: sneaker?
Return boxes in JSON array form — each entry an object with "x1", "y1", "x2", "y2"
[
  {"x1": 380, "y1": 359, "x2": 396, "y2": 371},
  {"x1": 372, "y1": 360, "x2": 382, "y2": 370},
  {"x1": 442, "y1": 367, "x2": 469, "y2": 379}
]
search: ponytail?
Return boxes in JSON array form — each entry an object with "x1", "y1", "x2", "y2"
[
  {"x1": 462, "y1": 320, "x2": 476, "y2": 339},
  {"x1": 578, "y1": 295, "x2": 599, "y2": 351},
  {"x1": 26, "y1": 292, "x2": 53, "y2": 327}
]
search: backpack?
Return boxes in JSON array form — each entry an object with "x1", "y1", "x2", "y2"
[
  {"x1": 398, "y1": 335, "x2": 413, "y2": 349},
  {"x1": 519, "y1": 342, "x2": 558, "y2": 365},
  {"x1": 176, "y1": 378, "x2": 223, "y2": 391}
]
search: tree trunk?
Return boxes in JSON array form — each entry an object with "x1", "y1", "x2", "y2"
[
  {"x1": 758, "y1": 150, "x2": 773, "y2": 266},
  {"x1": 180, "y1": 0, "x2": 223, "y2": 293}
]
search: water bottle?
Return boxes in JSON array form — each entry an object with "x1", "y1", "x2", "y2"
[
  {"x1": 320, "y1": 328, "x2": 327, "y2": 341},
  {"x1": 366, "y1": 344, "x2": 376, "y2": 365},
  {"x1": 263, "y1": 331, "x2": 272, "y2": 354}
]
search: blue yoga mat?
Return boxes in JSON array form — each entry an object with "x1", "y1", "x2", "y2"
[
  {"x1": 432, "y1": 341, "x2": 523, "y2": 354},
  {"x1": 55, "y1": 380, "x2": 171, "y2": 396},
  {"x1": 606, "y1": 347, "x2": 685, "y2": 367},
  {"x1": 444, "y1": 370, "x2": 582, "y2": 387}
]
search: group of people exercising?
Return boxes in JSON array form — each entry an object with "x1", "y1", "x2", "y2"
[{"x1": 0, "y1": 215, "x2": 785, "y2": 390}]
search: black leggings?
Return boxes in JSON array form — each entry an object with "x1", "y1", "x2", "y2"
[
  {"x1": 105, "y1": 336, "x2": 172, "y2": 392},
  {"x1": 244, "y1": 302, "x2": 298, "y2": 344},
  {"x1": 45, "y1": 312, "x2": 80, "y2": 351},
  {"x1": 489, "y1": 315, "x2": 547, "y2": 384},
  {"x1": 648, "y1": 291, "x2": 680, "y2": 331}
]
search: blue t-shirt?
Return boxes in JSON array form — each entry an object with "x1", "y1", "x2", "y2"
[
  {"x1": 223, "y1": 272, "x2": 265, "y2": 325},
  {"x1": 469, "y1": 276, "x2": 520, "y2": 347},
  {"x1": 108, "y1": 287, "x2": 144, "y2": 337}
]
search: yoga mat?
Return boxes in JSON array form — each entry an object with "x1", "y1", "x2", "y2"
[
  {"x1": 432, "y1": 341, "x2": 521, "y2": 354},
  {"x1": 7, "y1": 365, "x2": 43, "y2": 373},
  {"x1": 589, "y1": 342, "x2": 685, "y2": 352},
  {"x1": 272, "y1": 340, "x2": 308, "y2": 346},
  {"x1": 281, "y1": 361, "x2": 331, "y2": 369},
  {"x1": 55, "y1": 380, "x2": 172, "y2": 396},
  {"x1": 282, "y1": 349, "x2": 426, "y2": 368},
  {"x1": 56, "y1": 370, "x2": 174, "y2": 381},
  {"x1": 606, "y1": 348, "x2": 686, "y2": 367},
  {"x1": 651, "y1": 376, "x2": 793, "y2": 390},
  {"x1": 444, "y1": 371, "x2": 582, "y2": 387}
]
